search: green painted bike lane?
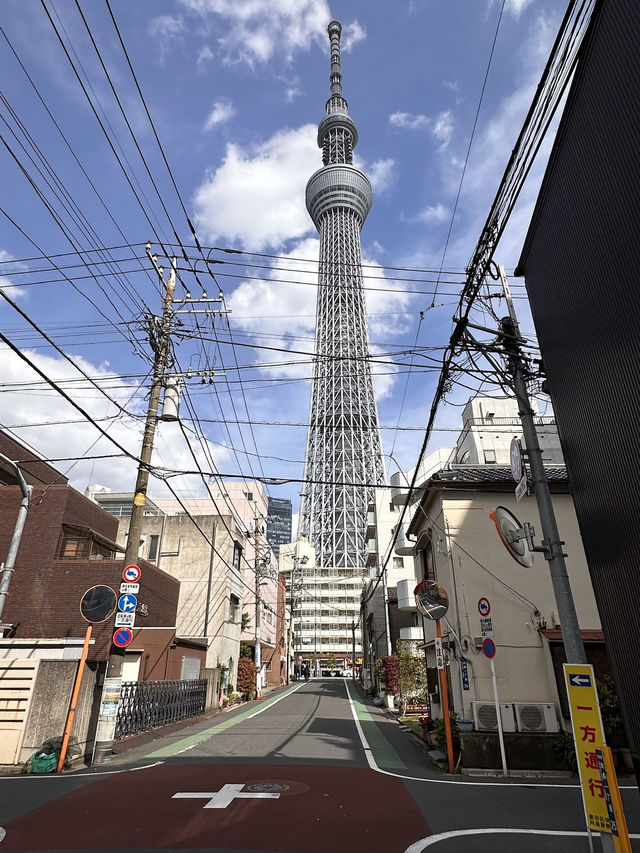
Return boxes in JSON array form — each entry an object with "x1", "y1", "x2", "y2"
[
  {"x1": 143, "y1": 683, "x2": 303, "y2": 758},
  {"x1": 345, "y1": 680, "x2": 406, "y2": 770}
]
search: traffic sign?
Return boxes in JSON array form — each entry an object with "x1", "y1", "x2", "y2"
[
  {"x1": 510, "y1": 437, "x2": 523, "y2": 482},
  {"x1": 434, "y1": 637, "x2": 445, "y2": 670},
  {"x1": 115, "y1": 612, "x2": 135, "y2": 627},
  {"x1": 563, "y1": 664, "x2": 610, "y2": 834},
  {"x1": 113, "y1": 627, "x2": 133, "y2": 648},
  {"x1": 480, "y1": 617, "x2": 494, "y2": 637},
  {"x1": 477, "y1": 597, "x2": 491, "y2": 616},
  {"x1": 460, "y1": 658, "x2": 470, "y2": 691},
  {"x1": 120, "y1": 582, "x2": 140, "y2": 594},
  {"x1": 123, "y1": 564, "x2": 141, "y2": 583},
  {"x1": 118, "y1": 594, "x2": 138, "y2": 613},
  {"x1": 569, "y1": 672, "x2": 592, "y2": 687},
  {"x1": 515, "y1": 475, "x2": 528, "y2": 502},
  {"x1": 481, "y1": 637, "x2": 496, "y2": 659}
]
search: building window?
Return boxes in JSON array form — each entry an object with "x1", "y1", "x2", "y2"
[
  {"x1": 393, "y1": 557, "x2": 404, "y2": 569},
  {"x1": 484, "y1": 449, "x2": 497, "y2": 464},
  {"x1": 229, "y1": 593, "x2": 240, "y2": 623},
  {"x1": 389, "y1": 502, "x2": 398, "y2": 512},
  {"x1": 57, "y1": 526, "x2": 114, "y2": 561},
  {"x1": 233, "y1": 541, "x2": 242, "y2": 571},
  {"x1": 148, "y1": 534, "x2": 159, "y2": 562}
]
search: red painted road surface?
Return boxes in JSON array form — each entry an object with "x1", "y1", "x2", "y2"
[{"x1": 2, "y1": 764, "x2": 431, "y2": 852}]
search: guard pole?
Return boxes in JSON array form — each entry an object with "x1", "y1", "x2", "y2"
[
  {"x1": 436, "y1": 619, "x2": 455, "y2": 773},
  {"x1": 57, "y1": 624, "x2": 92, "y2": 773},
  {"x1": 490, "y1": 657, "x2": 508, "y2": 776}
]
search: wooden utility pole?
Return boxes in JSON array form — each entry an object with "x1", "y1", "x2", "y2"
[{"x1": 92, "y1": 246, "x2": 176, "y2": 765}]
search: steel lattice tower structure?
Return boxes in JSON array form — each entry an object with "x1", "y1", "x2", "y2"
[{"x1": 299, "y1": 21, "x2": 386, "y2": 569}]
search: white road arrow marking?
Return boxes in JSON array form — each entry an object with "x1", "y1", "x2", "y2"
[{"x1": 172, "y1": 784, "x2": 280, "y2": 809}]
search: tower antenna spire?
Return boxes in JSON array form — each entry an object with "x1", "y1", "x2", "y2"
[{"x1": 328, "y1": 20, "x2": 343, "y2": 99}]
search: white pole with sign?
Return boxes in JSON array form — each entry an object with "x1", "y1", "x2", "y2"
[{"x1": 482, "y1": 635, "x2": 508, "y2": 777}]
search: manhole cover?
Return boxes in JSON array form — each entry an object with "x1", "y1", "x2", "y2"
[{"x1": 246, "y1": 783, "x2": 290, "y2": 793}]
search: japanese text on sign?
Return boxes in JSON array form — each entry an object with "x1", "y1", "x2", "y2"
[{"x1": 563, "y1": 663, "x2": 610, "y2": 833}]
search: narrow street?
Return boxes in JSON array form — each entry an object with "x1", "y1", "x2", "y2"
[{"x1": 1, "y1": 680, "x2": 639, "y2": 853}]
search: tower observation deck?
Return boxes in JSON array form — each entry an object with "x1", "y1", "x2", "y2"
[{"x1": 299, "y1": 21, "x2": 386, "y2": 570}]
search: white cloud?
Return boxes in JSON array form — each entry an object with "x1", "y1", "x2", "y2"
[
  {"x1": 0, "y1": 346, "x2": 230, "y2": 499},
  {"x1": 504, "y1": 0, "x2": 535, "y2": 17},
  {"x1": 389, "y1": 112, "x2": 430, "y2": 130},
  {"x1": 197, "y1": 45, "x2": 214, "y2": 66},
  {"x1": 204, "y1": 100, "x2": 236, "y2": 130},
  {"x1": 367, "y1": 158, "x2": 395, "y2": 194},
  {"x1": 410, "y1": 203, "x2": 450, "y2": 225},
  {"x1": 193, "y1": 124, "x2": 320, "y2": 251},
  {"x1": 0, "y1": 250, "x2": 26, "y2": 302},
  {"x1": 178, "y1": 0, "x2": 330, "y2": 65},
  {"x1": 148, "y1": 15, "x2": 186, "y2": 61},
  {"x1": 342, "y1": 20, "x2": 366, "y2": 52},
  {"x1": 432, "y1": 109, "x2": 454, "y2": 149},
  {"x1": 224, "y1": 236, "x2": 410, "y2": 403},
  {"x1": 389, "y1": 109, "x2": 453, "y2": 148}
]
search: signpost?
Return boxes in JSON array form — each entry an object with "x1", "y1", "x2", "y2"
[
  {"x1": 478, "y1": 604, "x2": 507, "y2": 777},
  {"x1": 414, "y1": 580, "x2": 455, "y2": 774},
  {"x1": 563, "y1": 664, "x2": 631, "y2": 850}
]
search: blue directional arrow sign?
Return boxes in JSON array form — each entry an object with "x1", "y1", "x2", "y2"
[
  {"x1": 569, "y1": 673, "x2": 592, "y2": 687},
  {"x1": 118, "y1": 593, "x2": 138, "y2": 613}
]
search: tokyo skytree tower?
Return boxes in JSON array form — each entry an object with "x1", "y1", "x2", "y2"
[{"x1": 299, "y1": 21, "x2": 386, "y2": 568}]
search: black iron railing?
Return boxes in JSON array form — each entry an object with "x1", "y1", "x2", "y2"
[{"x1": 115, "y1": 679, "x2": 207, "y2": 739}]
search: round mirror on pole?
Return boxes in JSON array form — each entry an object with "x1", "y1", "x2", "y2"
[{"x1": 413, "y1": 579, "x2": 449, "y2": 621}]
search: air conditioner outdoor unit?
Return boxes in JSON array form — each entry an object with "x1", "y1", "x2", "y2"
[
  {"x1": 514, "y1": 702, "x2": 559, "y2": 733},
  {"x1": 471, "y1": 701, "x2": 516, "y2": 733}
]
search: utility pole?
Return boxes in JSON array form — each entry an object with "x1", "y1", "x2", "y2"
[
  {"x1": 254, "y1": 515, "x2": 263, "y2": 700},
  {"x1": 0, "y1": 454, "x2": 32, "y2": 626},
  {"x1": 92, "y1": 246, "x2": 176, "y2": 765},
  {"x1": 497, "y1": 265, "x2": 586, "y2": 666}
]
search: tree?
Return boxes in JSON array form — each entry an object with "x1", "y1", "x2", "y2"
[
  {"x1": 237, "y1": 657, "x2": 256, "y2": 700},
  {"x1": 397, "y1": 642, "x2": 427, "y2": 716},
  {"x1": 375, "y1": 655, "x2": 400, "y2": 695},
  {"x1": 327, "y1": 653, "x2": 337, "y2": 671},
  {"x1": 239, "y1": 643, "x2": 254, "y2": 659}
]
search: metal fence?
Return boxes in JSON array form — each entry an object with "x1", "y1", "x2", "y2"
[{"x1": 115, "y1": 679, "x2": 207, "y2": 739}]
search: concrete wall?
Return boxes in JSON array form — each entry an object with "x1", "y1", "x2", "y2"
[{"x1": 18, "y1": 659, "x2": 102, "y2": 765}]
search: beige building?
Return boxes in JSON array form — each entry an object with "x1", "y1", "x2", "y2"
[
  {"x1": 90, "y1": 481, "x2": 280, "y2": 692},
  {"x1": 372, "y1": 396, "x2": 608, "y2": 735}
]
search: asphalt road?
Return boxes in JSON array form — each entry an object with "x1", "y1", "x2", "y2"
[{"x1": 1, "y1": 679, "x2": 639, "y2": 853}]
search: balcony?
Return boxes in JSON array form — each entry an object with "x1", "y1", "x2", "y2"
[
  {"x1": 366, "y1": 537, "x2": 378, "y2": 568},
  {"x1": 394, "y1": 522, "x2": 415, "y2": 556},
  {"x1": 399, "y1": 626, "x2": 423, "y2": 642},
  {"x1": 396, "y1": 578, "x2": 417, "y2": 611},
  {"x1": 365, "y1": 509, "x2": 376, "y2": 540},
  {"x1": 389, "y1": 470, "x2": 409, "y2": 506}
]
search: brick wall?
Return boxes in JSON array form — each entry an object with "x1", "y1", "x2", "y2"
[{"x1": 0, "y1": 483, "x2": 180, "y2": 661}]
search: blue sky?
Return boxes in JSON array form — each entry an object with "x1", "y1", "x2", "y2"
[{"x1": 0, "y1": 0, "x2": 565, "y2": 523}]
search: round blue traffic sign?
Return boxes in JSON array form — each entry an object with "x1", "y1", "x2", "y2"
[
  {"x1": 118, "y1": 593, "x2": 138, "y2": 613},
  {"x1": 482, "y1": 637, "x2": 496, "y2": 659},
  {"x1": 113, "y1": 627, "x2": 133, "y2": 648}
]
